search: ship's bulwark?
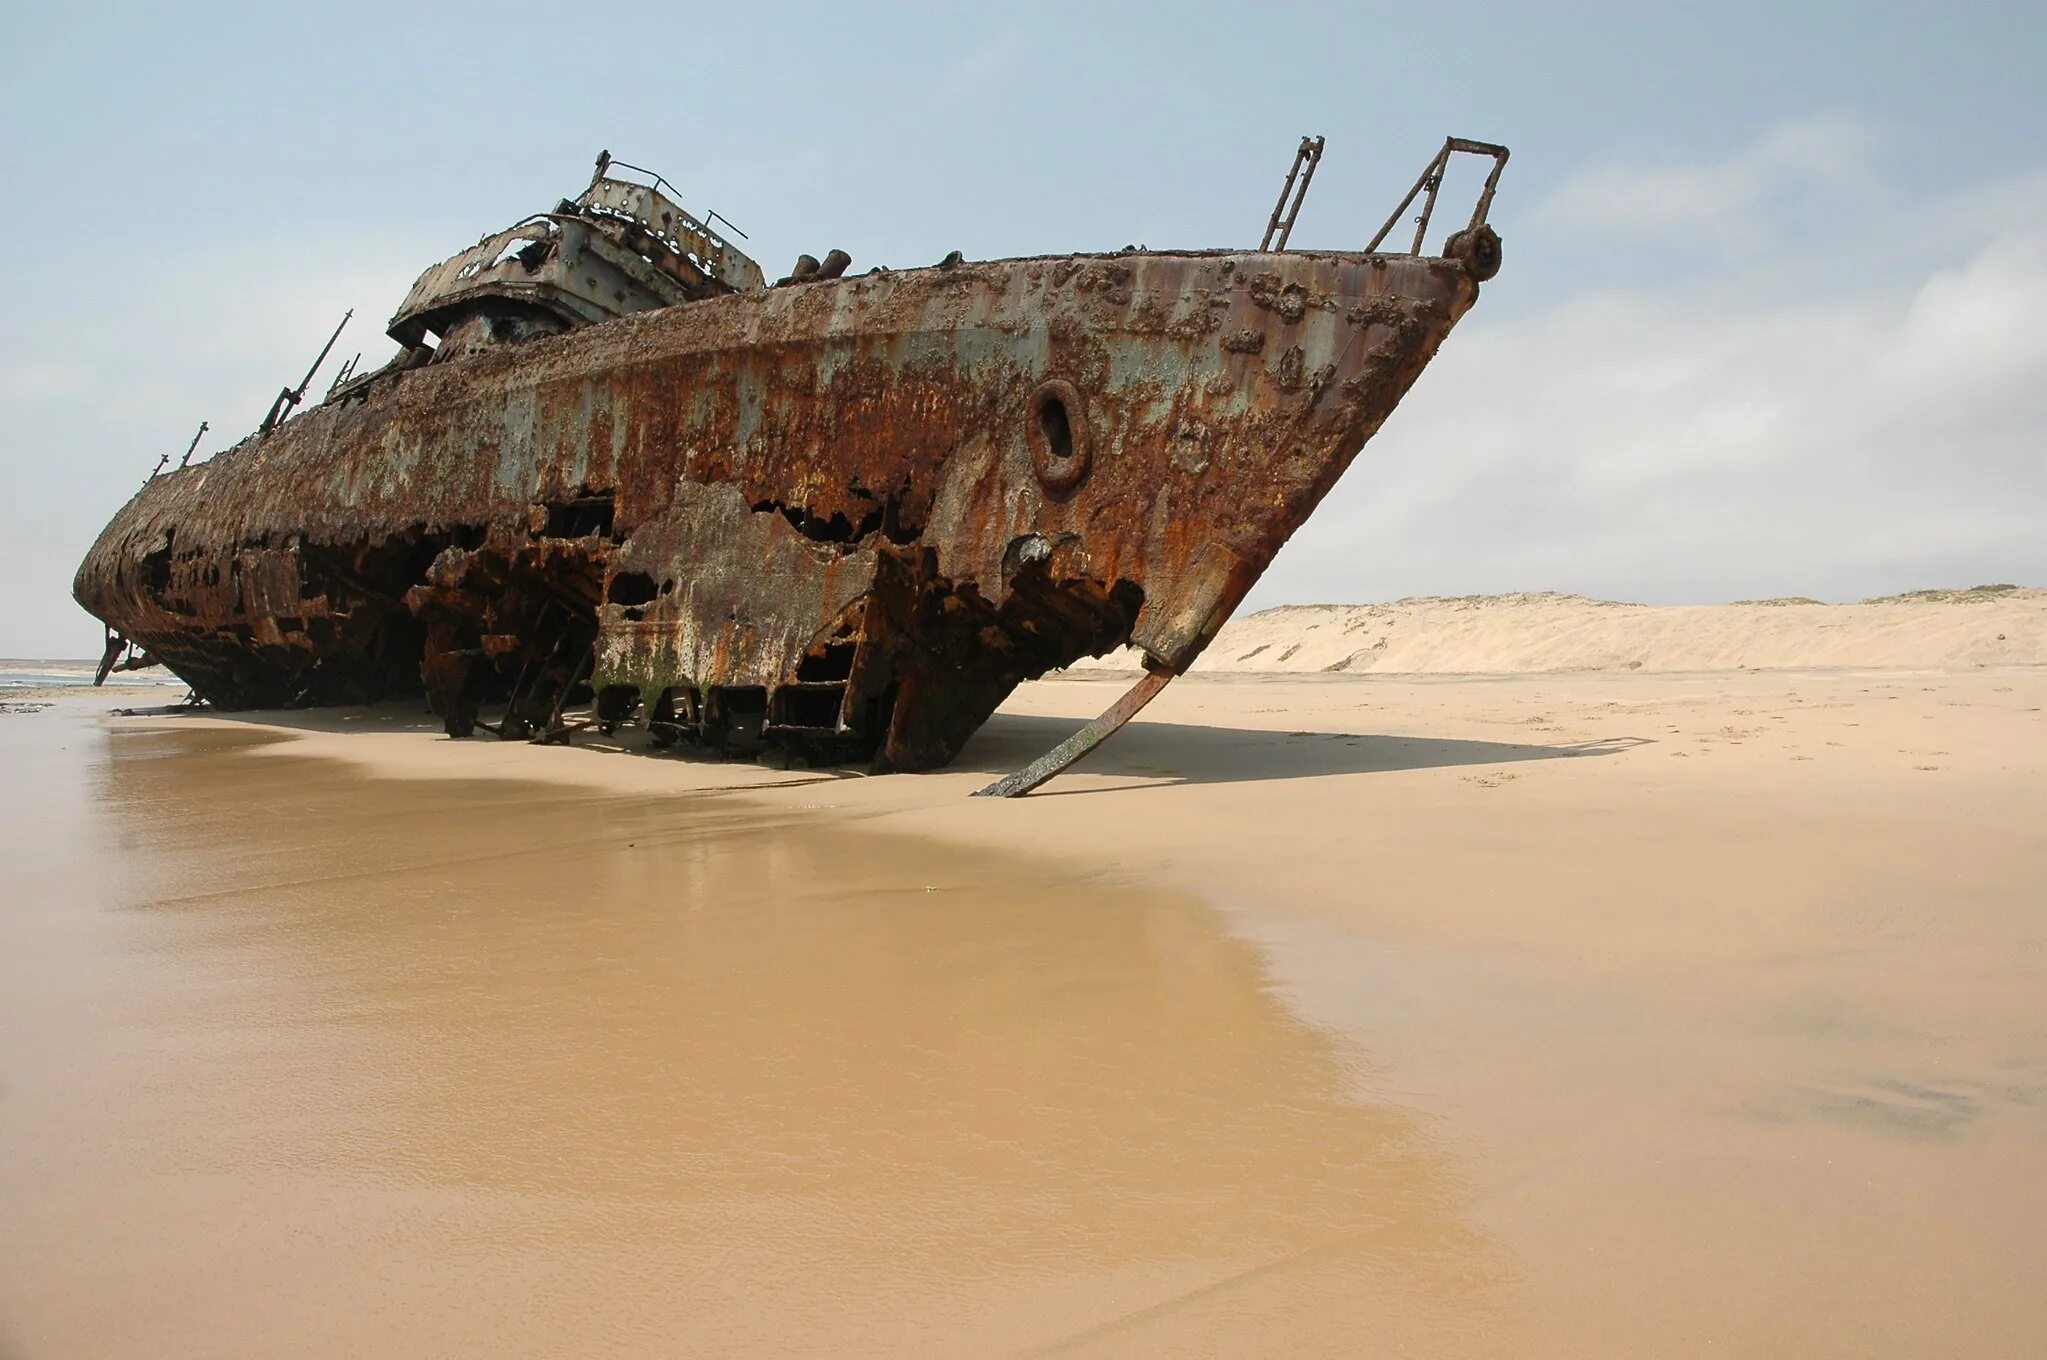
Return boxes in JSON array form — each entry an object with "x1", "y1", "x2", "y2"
[{"x1": 74, "y1": 248, "x2": 1479, "y2": 770}]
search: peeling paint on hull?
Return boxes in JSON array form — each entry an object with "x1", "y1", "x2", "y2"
[{"x1": 75, "y1": 246, "x2": 1481, "y2": 770}]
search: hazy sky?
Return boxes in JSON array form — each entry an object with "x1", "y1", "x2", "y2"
[{"x1": 4, "y1": 1, "x2": 2042, "y2": 656}]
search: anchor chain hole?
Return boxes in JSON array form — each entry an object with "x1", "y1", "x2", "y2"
[{"x1": 1026, "y1": 379, "x2": 1092, "y2": 493}]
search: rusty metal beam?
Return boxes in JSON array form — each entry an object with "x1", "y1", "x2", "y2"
[
  {"x1": 1260, "y1": 135, "x2": 1325, "y2": 252},
  {"x1": 260, "y1": 311, "x2": 351, "y2": 434},
  {"x1": 973, "y1": 668, "x2": 1174, "y2": 798},
  {"x1": 1367, "y1": 137, "x2": 1511, "y2": 255}
]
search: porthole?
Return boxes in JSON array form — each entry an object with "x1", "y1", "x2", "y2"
[{"x1": 1025, "y1": 378, "x2": 1092, "y2": 493}]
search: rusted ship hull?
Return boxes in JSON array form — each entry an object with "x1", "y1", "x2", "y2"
[{"x1": 76, "y1": 247, "x2": 1479, "y2": 770}]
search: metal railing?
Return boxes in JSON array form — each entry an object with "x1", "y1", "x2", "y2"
[{"x1": 1365, "y1": 137, "x2": 1510, "y2": 255}]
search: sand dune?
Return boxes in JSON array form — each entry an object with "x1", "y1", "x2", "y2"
[{"x1": 1071, "y1": 585, "x2": 2047, "y2": 674}]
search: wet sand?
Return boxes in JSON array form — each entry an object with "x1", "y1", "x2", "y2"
[{"x1": 3, "y1": 667, "x2": 2044, "y2": 1356}]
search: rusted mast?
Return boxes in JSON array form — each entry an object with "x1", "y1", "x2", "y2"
[
  {"x1": 177, "y1": 421, "x2": 209, "y2": 470},
  {"x1": 260, "y1": 310, "x2": 352, "y2": 435}
]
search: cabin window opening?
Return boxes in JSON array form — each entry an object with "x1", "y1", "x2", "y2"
[{"x1": 485, "y1": 237, "x2": 549, "y2": 271}]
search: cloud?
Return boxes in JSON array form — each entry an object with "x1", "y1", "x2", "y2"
[
  {"x1": 0, "y1": 364, "x2": 92, "y2": 403},
  {"x1": 1254, "y1": 156, "x2": 2047, "y2": 608},
  {"x1": 943, "y1": 28, "x2": 1028, "y2": 93},
  {"x1": 1535, "y1": 113, "x2": 1882, "y2": 251}
]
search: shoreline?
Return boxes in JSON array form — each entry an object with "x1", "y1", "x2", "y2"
[{"x1": 84, "y1": 662, "x2": 2047, "y2": 1019}]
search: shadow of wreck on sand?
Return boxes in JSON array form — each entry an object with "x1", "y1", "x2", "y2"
[
  {"x1": 124, "y1": 700, "x2": 1654, "y2": 793},
  {"x1": 958, "y1": 713, "x2": 1653, "y2": 791}
]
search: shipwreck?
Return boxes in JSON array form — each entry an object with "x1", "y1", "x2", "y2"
[{"x1": 75, "y1": 136, "x2": 1508, "y2": 794}]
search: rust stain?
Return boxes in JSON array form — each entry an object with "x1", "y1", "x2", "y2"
[{"x1": 75, "y1": 139, "x2": 1507, "y2": 775}]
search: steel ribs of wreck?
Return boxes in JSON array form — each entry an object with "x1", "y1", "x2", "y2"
[{"x1": 74, "y1": 139, "x2": 1507, "y2": 779}]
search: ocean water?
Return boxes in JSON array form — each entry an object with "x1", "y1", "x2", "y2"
[{"x1": 0, "y1": 663, "x2": 183, "y2": 689}]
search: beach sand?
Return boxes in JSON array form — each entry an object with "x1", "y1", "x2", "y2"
[
  {"x1": 2, "y1": 607, "x2": 2043, "y2": 1355},
  {"x1": 1073, "y1": 586, "x2": 2047, "y2": 675}
]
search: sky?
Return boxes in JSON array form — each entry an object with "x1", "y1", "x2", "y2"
[{"x1": 2, "y1": 1, "x2": 2042, "y2": 656}]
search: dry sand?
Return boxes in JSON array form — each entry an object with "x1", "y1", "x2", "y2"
[
  {"x1": 1074, "y1": 586, "x2": 2047, "y2": 674},
  {"x1": 3, "y1": 598, "x2": 2044, "y2": 1356}
]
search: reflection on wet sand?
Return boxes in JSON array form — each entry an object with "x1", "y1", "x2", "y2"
[{"x1": 1, "y1": 717, "x2": 1496, "y2": 1357}]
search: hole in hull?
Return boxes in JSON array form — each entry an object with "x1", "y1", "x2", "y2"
[
  {"x1": 1038, "y1": 392, "x2": 1074, "y2": 461},
  {"x1": 541, "y1": 491, "x2": 615, "y2": 539}
]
